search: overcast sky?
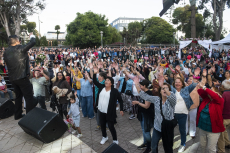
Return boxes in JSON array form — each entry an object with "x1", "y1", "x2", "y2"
[{"x1": 27, "y1": 0, "x2": 230, "y2": 37}]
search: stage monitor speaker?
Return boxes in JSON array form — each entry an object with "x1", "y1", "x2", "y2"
[
  {"x1": 102, "y1": 143, "x2": 128, "y2": 153},
  {"x1": 18, "y1": 107, "x2": 68, "y2": 143},
  {"x1": 0, "y1": 98, "x2": 14, "y2": 119}
]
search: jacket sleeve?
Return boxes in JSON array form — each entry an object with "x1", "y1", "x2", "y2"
[
  {"x1": 139, "y1": 91, "x2": 159, "y2": 105},
  {"x1": 21, "y1": 37, "x2": 36, "y2": 53},
  {"x1": 93, "y1": 74, "x2": 104, "y2": 89},
  {"x1": 197, "y1": 89, "x2": 209, "y2": 100},
  {"x1": 186, "y1": 82, "x2": 197, "y2": 93},
  {"x1": 205, "y1": 88, "x2": 224, "y2": 104}
]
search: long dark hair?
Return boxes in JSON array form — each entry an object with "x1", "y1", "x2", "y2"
[{"x1": 55, "y1": 72, "x2": 66, "y2": 82}]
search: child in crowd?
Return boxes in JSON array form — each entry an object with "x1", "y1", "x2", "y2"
[{"x1": 66, "y1": 92, "x2": 82, "y2": 138}]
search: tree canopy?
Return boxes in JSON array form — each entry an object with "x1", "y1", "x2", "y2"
[
  {"x1": 172, "y1": 5, "x2": 205, "y2": 38},
  {"x1": 198, "y1": 0, "x2": 230, "y2": 40},
  {"x1": 142, "y1": 17, "x2": 175, "y2": 44},
  {"x1": 55, "y1": 25, "x2": 60, "y2": 43},
  {"x1": 0, "y1": 0, "x2": 45, "y2": 37},
  {"x1": 65, "y1": 11, "x2": 121, "y2": 48},
  {"x1": 40, "y1": 36, "x2": 48, "y2": 46}
]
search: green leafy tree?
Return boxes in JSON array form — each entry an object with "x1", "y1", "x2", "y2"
[
  {"x1": 142, "y1": 17, "x2": 175, "y2": 44},
  {"x1": 0, "y1": 0, "x2": 45, "y2": 37},
  {"x1": 53, "y1": 40, "x2": 58, "y2": 46},
  {"x1": 26, "y1": 22, "x2": 36, "y2": 33},
  {"x1": 198, "y1": 0, "x2": 230, "y2": 40},
  {"x1": 0, "y1": 25, "x2": 8, "y2": 48},
  {"x1": 66, "y1": 11, "x2": 112, "y2": 48},
  {"x1": 172, "y1": 5, "x2": 205, "y2": 38},
  {"x1": 40, "y1": 36, "x2": 48, "y2": 46},
  {"x1": 55, "y1": 25, "x2": 60, "y2": 44},
  {"x1": 106, "y1": 25, "x2": 122, "y2": 45},
  {"x1": 20, "y1": 25, "x2": 27, "y2": 31},
  {"x1": 120, "y1": 27, "x2": 130, "y2": 45},
  {"x1": 128, "y1": 21, "x2": 142, "y2": 44},
  {"x1": 35, "y1": 36, "x2": 40, "y2": 47}
]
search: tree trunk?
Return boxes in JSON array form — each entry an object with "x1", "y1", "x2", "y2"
[
  {"x1": 191, "y1": 4, "x2": 196, "y2": 46},
  {"x1": 213, "y1": 0, "x2": 218, "y2": 41},
  {"x1": 0, "y1": 12, "x2": 11, "y2": 37},
  {"x1": 14, "y1": 0, "x2": 22, "y2": 36},
  {"x1": 215, "y1": 0, "x2": 225, "y2": 41},
  {"x1": 57, "y1": 31, "x2": 59, "y2": 45}
]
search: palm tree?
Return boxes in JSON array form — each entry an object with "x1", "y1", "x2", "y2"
[{"x1": 55, "y1": 25, "x2": 60, "y2": 45}]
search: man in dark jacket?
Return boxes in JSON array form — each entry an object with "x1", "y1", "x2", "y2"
[{"x1": 4, "y1": 33, "x2": 36, "y2": 120}]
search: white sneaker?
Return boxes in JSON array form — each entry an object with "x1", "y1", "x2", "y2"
[
  {"x1": 113, "y1": 140, "x2": 119, "y2": 144},
  {"x1": 100, "y1": 137, "x2": 108, "y2": 145},
  {"x1": 129, "y1": 114, "x2": 135, "y2": 120},
  {"x1": 77, "y1": 134, "x2": 82, "y2": 138},
  {"x1": 178, "y1": 145, "x2": 186, "y2": 152},
  {"x1": 72, "y1": 130, "x2": 77, "y2": 134}
]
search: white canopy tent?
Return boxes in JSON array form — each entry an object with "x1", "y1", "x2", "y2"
[
  {"x1": 178, "y1": 39, "x2": 212, "y2": 59},
  {"x1": 212, "y1": 33, "x2": 230, "y2": 45}
]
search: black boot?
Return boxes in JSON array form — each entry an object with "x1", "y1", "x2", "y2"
[{"x1": 143, "y1": 142, "x2": 151, "y2": 153}]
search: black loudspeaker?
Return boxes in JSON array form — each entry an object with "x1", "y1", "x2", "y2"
[
  {"x1": 0, "y1": 98, "x2": 14, "y2": 119},
  {"x1": 18, "y1": 107, "x2": 68, "y2": 143},
  {"x1": 102, "y1": 143, "x2": 128, "y2": 153}
]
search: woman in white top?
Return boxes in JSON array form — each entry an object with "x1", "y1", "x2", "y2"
[{"x1": 93, "y1": 67, "x2": 124, "y2": 145}]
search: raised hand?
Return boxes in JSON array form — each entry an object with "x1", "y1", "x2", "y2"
[
  {"x1": 208, "y1": 68, "x2": 212, "y2": 74},
  {"x1": 93, "y1": 66, "x2": 98, "y2": 74},
  {"x1": 202, "y1": 69, "x2": 207, "y2": 77},
  {"x1": 89, "y1": 63, "x2": 93, "y2": 69},
  {"x1": 175, "y1": 65, "x2": 181, "y2": 71},
  {"x1": 211, "y1": 66, "x2": 215, "y2": 73},
  {"x1": 194, "y1": 68, "x2": 201, "y2": 76}
]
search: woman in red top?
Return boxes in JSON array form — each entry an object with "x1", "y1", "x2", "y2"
[{"x1": 197, "y1": 81, "x2": 225, "y2": 153}]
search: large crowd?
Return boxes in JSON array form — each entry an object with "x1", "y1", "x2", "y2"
[{"x1": 1, "y1": 43, "x2": 230, "y2": 153}]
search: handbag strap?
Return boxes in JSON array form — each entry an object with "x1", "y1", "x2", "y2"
[{"x1": 159, "y1": 98, "x2": 166, "y2": 120}]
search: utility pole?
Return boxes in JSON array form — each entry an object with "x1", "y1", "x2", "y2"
[{"x1": 38, "y1": 16, "x2": 42, "y2": 38}]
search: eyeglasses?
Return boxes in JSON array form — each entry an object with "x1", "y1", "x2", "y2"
[{"x1": 57, "y1": 75, "x2": 63, "y2": 76}]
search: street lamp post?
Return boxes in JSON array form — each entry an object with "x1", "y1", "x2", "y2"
[
  {"x1": 100, "y1": 31, "x2": 103, "y2": 48},
  {"x1": 124, "y1": 38, "x2": 125, "y2": 47},
  {"x1": 173, "y1": 32, "x2": 176, "y2": 48}
]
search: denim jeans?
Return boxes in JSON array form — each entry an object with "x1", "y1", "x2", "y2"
[
  {"x1": 152, "y1": 128, "x2": 162, "y2": 153},
  {"x1": 33, "y1": 96, "x2": 47, "y2": 110},
  {"x1": 175, "y1": 113, "x2": 188, "y2": 146},
  {"x1": 81, "y1": 96, "x2": 94, "y2": 118},
  {"x1": 140, "y1": 114, "x2": 151, "y2": 145},
  {"x1": 76, "y1": 89, "x2": 81, "y2": 107},
  {"x1": 0, "y1": 89, "x2": 14, "y2": 99},
  {"x1": 98, "y1": 53, "x2": 101, "y2": 59}
]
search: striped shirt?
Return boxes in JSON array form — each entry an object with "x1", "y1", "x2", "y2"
[{"x1": 139, "y1": 91, "x2": 177, "y2": 132}]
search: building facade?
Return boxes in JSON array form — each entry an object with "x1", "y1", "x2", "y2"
[
  {"x1": 110, "y1": 17, "x2": 144, "y2": 31},
  {"x1": 44, "y1": 31, "x2": 66, "y2": 46}
]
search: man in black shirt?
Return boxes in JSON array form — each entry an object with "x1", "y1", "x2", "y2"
[{"x1": 4, "y1": 34, "x2": 36, "y2": 120}]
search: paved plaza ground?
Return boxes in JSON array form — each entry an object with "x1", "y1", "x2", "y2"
[{"x1": 1, "y1": 102, "x2": 230, "y2": 153}]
